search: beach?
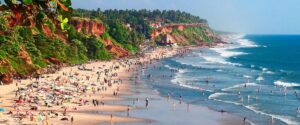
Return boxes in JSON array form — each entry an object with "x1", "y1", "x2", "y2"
[{"x1": 0, "y1": 46, "x2": 248, "y2": 125}]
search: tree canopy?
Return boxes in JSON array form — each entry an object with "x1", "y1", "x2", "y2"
[{"x1": 0, "y1": 0, "x2": 72, "y2": 30}]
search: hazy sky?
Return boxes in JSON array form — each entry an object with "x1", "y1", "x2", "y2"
[{"x1": 15, "y1": 0, "x2": 300, "y2": 34}]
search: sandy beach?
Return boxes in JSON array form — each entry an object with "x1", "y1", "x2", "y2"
[{"x1": 0, "y1": 46, "x2": 249, "y2": 125}]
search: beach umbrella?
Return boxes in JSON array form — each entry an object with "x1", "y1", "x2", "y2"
[{"x1": 0, "y1": 108, "x2": 6, "y2": 112}]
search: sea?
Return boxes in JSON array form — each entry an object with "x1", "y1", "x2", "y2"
[{"x1": 140, "y1": 34, "x2": 300, "y2": 125}]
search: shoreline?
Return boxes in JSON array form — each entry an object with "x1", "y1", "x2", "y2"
[{"x1": 0, "y1": 46, "x2": 250, "y2": 125}]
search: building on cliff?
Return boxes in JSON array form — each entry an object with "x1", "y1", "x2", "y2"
[{"x1": 149, "y1": 22, "x2": 162, "y2": 28}]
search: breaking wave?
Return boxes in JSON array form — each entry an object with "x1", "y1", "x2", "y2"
[{"x1": 274, "y1": 81, "x2": 300, "y2": 87}]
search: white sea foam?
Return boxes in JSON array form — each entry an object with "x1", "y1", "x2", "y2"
[
  {"x1": 222, "y1": 83, "x2": 260, "y2": 91},
  {"x1": 264, "y1": 71, "x2": 274, "y2": 74},
  {"x1": 164, "y1": 64, "x2": 177, "y2": 70},
  {"x1": 259, "y1": 67, "x2": 274, "y2": 74},
  {"x1": 245, "y1": 105, "x2": 299, "y2": 125},
  {"x1": 210, "y1": 47, "x2": 247, "y2": 58},
  {"x1": 274, "y1": 81, "x2": 300, "y2": 87},
  {"x1": 216, "y1": 69, "x2": 224, "y2": 72},
  {"x1": 177, "y1": 83, "x2": 213, "y2": 92},
  {"x1": 236, "y1": 39, "x2": 260, "y2": 48},
  {"x1": 201, "y1": 55, "x2": 242, "y2": 66},
  {"x1": 208, "y1": 92, "x2": 228, "y2": 100},
  {"x1": 213, "y1": 99, "x2": 242, "y2": 106},
  {"x1": 173, "y1": 59, "x2": 201, "y2": 68},
  {"x1": 256, "y1": 76, "x2": 265, "y2": 81},
  {"x1": 261, "y1": 67, "x2": 268, "y2": 72},
  {"x1": 171, "y1": 71, "x2": 213, "y2": 92},
  {"x1": 178, "y1": 69, "x2": 187, "y2": 74},
  {"x1": 243, "y1": 75, "x2": 252, "y2": 78}
]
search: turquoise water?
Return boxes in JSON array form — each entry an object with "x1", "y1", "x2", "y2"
[{"x1": 141, "y1": 35, "x2": 300, "y2": 125}]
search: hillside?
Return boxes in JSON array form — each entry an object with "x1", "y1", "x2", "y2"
[{"x1": 0, "y1": 6, "x2": 219, "y2": 84}]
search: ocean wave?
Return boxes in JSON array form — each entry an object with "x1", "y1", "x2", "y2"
[
  {"x1": 210, "y1": 47, "x2": 247, "y2": 58},
  {"x1": 177, "y1": 83, "x2": 213, "y2": 92},
  {"x1": 216, "y1": 69, "x2": 224, "y2": 72},
  {"x1": 236, "y1": 39, "x2": 260, "y2": 48},
  {"x1": 171, "y1": 72, "x2": 213, "y2": 92},
  {"x1": 201, "y1": 55, "x2": 242, "y2": 66},
  {"x1": 259, "y1": 67, "x2": 274, "y2": 74},
  {"x1": 274, "y1": 81, "x2": 300, "y2": 87},
  {"x1": 172, "y1": 59, "x2": 201, "y2": 68},
  {"x1": 243, "y1": 75, "x2": 252, "y2": 78},
  {"x1": 164, "y1": 64, "x2": 177, "y2": 70},
  {"x1": 256, "y1": 76, "x2": 265, "y2": 81},
  {"x1": 208, "y1": 92, "x2": 228, "y2": 100},
  {"x1": 245, "y1": 105, "x2": 299, "y2": 125},
  {"x1": 222, "y1": 83, "x2": 260, "y2": 91},
  {"x1": 264, "y1": 71, "x2": 274, "y2": 74},
  {"x1": 213, "y1": 98, "x2": 242, "y2": 106}
]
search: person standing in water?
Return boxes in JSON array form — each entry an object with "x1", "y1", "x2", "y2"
[
  {"x1": 179, "y1": 95, "x2": 183, "y2": 104},
  {"x1": 167, "y1": 92, "x2": 171, "y2": 101}
]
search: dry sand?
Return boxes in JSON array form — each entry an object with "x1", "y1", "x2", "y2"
[{"x1": 0, "y1": 46, "x2": 249, "y2": 125}]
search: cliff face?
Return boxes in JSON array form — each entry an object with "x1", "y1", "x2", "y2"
[
  {"x1": 69, "y1": 18, "x2": 129, "y2": 58},
  {"x1": 69, "y1": 18, "x2": 105, "y2": 37},
  {"x1": 152, "y1": 23, "x2": 216, "y2": 46},
  {"x1": 151, "y1": 23, "x2": 208, "y2": 39},
  {"x1": 103, "y1": 38, "x2": 129, "y2": 58}
]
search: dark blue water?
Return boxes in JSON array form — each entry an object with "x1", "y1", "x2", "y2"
[{"x1": 140, "y1": 35, "x2": 300, "y2": 125}]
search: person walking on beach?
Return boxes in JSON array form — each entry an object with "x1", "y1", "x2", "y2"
[
  {"x1": 110, "y1": 114, "x2": 113, "y2": 124},
  {"x1": 145, "y1": 97, "x2": 149, "y2": 108},
  {"x1": 243, "y1": 117, "x2": 246, "y2": 125},
  {"x1": 127, "y1": 105, "x2": 130, "y2": 116},
  {"x1": 71, "y1": 116, "x2": 74, "y2": 125}
]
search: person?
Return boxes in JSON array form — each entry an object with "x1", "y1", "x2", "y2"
[
  {"x1": 243, "y1": 117, "x2": 246, "y2": 125},
  {"x1": 145, "y1": 97, "x2": 149, "y2": 108},
  {"x1": 132, "y1": 99, "x2": 136, "y2": 109},
  {"x1": 0, "y1": 81, "x2": 3, "y2": 86},
  {"x1": 45, "y1": 114, "x2": 49, "y2": 125},
  {"x1": 110, "y1": 114, "x2": 113, "y2": 124},
  {"x1": 270, "y1": 116, "x2": 275, "y2": 124},
  {"x1": 179, "y1": 95, "x2": 182, "y2": 104},
  {"x1": 167, "y1": 92, "x2": 171, "y2": 101},
  {"x1": 127, "y1": 105, "x2": 130, "y2": 116},
  {"x1": 71, "y1": 116, "x2": 74, "y2": 125}
]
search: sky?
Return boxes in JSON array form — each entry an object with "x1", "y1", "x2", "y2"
[{"x1": 2, "y1": 0, "x2": 299, "y2": 34}]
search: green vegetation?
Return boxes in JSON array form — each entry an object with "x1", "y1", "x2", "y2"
[
  {"x1": 73, "y1": 9, "x2": 207, "y2": 38},
  {"x1": 171, "y1": 27, "x2": 214, "y2": 46},
  {"x1": 0, "y1": 3, "x2": 215, "y2": 78}
]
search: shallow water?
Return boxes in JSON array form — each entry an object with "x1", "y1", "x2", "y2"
[{"x1": 140, "y1": 35, "x2": 300, "y2": 125}]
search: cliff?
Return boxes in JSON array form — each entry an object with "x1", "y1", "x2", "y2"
[
  {"x1": 103, "y1": 38, "x2": 129, "y2": 58},
  {"x1": 69, "y1": 17, "x2": 129, "y2": 58},
  {"x1": 150, "y1": 23, "x2": 209, "y2": 38},
  {"x1": 69, "y1": 17, "x2": 105, "y2": 37},
  {"x1": 151, "y1": 23, "x2": 215, "y2": 46}
]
